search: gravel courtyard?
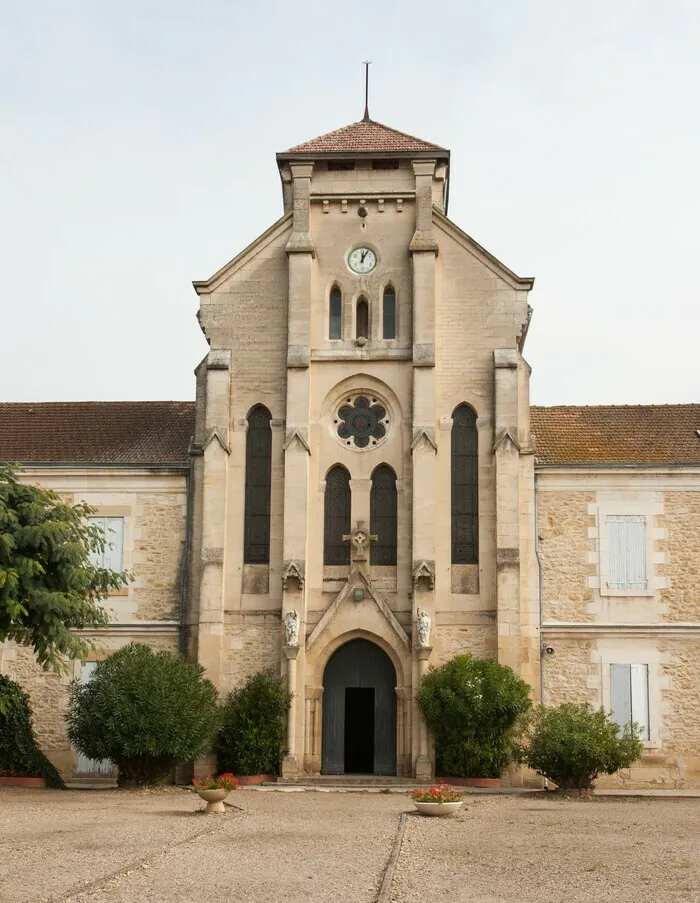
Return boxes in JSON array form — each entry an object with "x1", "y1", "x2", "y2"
[{"x1": 1, "y1": 788, "x2": 699, "y2": 903}]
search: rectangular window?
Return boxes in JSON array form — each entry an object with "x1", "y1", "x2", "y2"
[
  {"x1": 610, "y1": 663, "x2": 650, "y2": 740},
  {"x1": 372, "y1": 159, "x2": 399, "y2": 170},
  {"x1": 606, "y1": 515, "x2": 646, "y2": 590},
  {"x1": 88, "y1": 517, "x2": 124, "y2": 570},
  {"x1": 329, "y1": 289, "x2": 342, "y2": 340},
  {"x1": 382, "y1": 289, "x2": 396, "y2": 339},
  {"x1": 328, "y1": 160, "x2": 355, "y2": 171}
]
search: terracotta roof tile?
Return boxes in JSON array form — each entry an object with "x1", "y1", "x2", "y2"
[
  {"x1": 0, "y1": 402, "x2": 195, "y2": 466},
  {"x1": 281, "y1": 119, "x2": 447, "y2": 155},
  {"x1": 531, "y1": 405, "x2": 700, "y2": 466}
]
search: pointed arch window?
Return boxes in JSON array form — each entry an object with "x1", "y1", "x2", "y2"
[
  {"x1": 329, "y1": 286, "x2": 342, "y2": 339},
  {"x1": 324, "y1": 466, "x2": 351, "y2": 565},
  {"x1": 382, "y1": 287, "x2": 396, "y2": 339},
  {"x1": 451, "y1": 405, "x2": 479, "y2": 564},
  {"x1": 356, "y1": 297, "x2": 369, "y2": 340},
  {"x1": 244, "y1": 405, "x2": 272, "y2": 563},
  {"x1": 370, "y1": 465, "x2": 397, "y2": 566}
]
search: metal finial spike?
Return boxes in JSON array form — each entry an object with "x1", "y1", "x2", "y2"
[{"x1": 362, "y1": 60, "x2": 372, "y2": 121}]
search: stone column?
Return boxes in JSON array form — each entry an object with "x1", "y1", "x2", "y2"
[
  {"x1": 415, "y1": 646, "x2": 433, "y2": 780},
  {"x1": 282, "y1": 645, "x2": 300, "y2": 778},
  {"x1": 494, "y1": 349, "x2": 521, "y2": 672},
  {"x1": 410, "y1": 160, "x2": 439, "y2": 778},
  {"x1": 197, "y1": 349, "x2": 231, "y2": 691}
]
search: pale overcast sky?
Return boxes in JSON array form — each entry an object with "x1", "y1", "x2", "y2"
[{"x1": 1, "y1": 1, "x2": 698, "y2": 405}]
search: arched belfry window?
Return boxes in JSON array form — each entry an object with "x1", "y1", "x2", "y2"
[
  {"x1": 370, "y1": 465, "x2": 397, "y2": 566},
  {"x1": 324, "y1": 465, "x2": 351, "y2": 565},
  {"x1": 356, "y1": 297, "x2": 369, "y2": 340},
  {"x1": 451, "y1": 405, "x2": 479, "y2": 564},
  {"x1": 329, "y1": 286, "x2": 342, "y2": 340},
  {"x1": 382, "y1": 286, "x2": 396, "y2": 339},
  {"x1": 244, "y1": 405, "x2": 272, "y2": 563}
]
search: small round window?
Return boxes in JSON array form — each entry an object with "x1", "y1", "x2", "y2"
[{"x1": 334, "y1": 394, "x2": 390, "y2": 449}]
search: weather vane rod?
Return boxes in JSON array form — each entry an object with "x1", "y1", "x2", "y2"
[{"x1": 363, "y1": 60, "x2": 372, "y2": 121}]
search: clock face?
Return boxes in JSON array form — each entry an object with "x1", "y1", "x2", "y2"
[{"x1": 348, "y1": 247, "x2": 377, "y2": 274}]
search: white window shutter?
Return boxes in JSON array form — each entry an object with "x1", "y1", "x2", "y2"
[
  {"x1": 630, "y1": 664, "x2": 650, "y2": 741},
  {"x1": 88, "y1": 517, "x2": 106, "y2": 567},
  {"x1": 607, "y1": 515, "x2": 647, "y2": 590},
  {"x1": 102, "y1": 518, "x2": 124, "y2": 571},
  {"x1": 610, "y1": 663, "x2": 632, "y2": 732}
]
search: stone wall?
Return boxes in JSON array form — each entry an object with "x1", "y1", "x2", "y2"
[
  {"x1": 132, "y1": 492, "x2": 187, "y2": 621},
  {"x1": 659, "y1": 491, "x2": 700, "y2": 621},
  {"x1": 222, "y1": 614, "x2": 282, "y2": 694},
  {"x1": 538, "y1": 490, "x2": 595, "y2": 622}
]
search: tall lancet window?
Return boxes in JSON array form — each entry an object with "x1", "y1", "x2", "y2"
[
  {"x1": 451, "y1": 404, "x2": 479, "y2": 564},
  {"x1": 370, "y1": 464, "x2": 397, "y2": 566},
  {"x1": 329, "y1": 286, "x2": 342, "y2": 339},
  {"x1": 382, "y1": 286, "x2": 396, "y2": 339},
  {"x1": 324, "y1": 465, "x2": 351, "y2": 565},
  {"x1": 244, "y1": 405, "x2": 272, "y2": 563},
  {"x1": 356, "y1": 297, "x2": 369, "y2": 340}
]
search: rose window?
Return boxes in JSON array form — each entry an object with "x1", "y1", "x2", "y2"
[{"x1": 335, "y1": 395, "x2": 389, "y2": 449}]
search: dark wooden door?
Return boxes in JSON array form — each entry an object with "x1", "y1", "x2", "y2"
[{"x1": 322, "y1": 639, "x2": 397, "y2": 775}]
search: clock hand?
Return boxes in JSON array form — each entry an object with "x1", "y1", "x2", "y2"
[{"x1": 360, "y1": 250, "x2": 367, "y2": 263}]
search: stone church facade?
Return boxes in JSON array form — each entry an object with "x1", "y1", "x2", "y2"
[{"x1": 1, "y1": 117, "x2": 699, "y2": 788}]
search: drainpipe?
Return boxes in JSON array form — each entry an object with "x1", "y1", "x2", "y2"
[
  {"x1": 533, "y1": 470, "x2": 548, "y2": 790},
  {"x1": 178, "y1": 461, "x2": 193, "y2": 656}
]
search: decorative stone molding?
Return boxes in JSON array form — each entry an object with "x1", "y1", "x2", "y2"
[
  {"x1": 493, "y1": 348, "x2": 518, "y2": 369},
  {"x1": 202, "y1": 428, "x2": 231, "y2": 455},
  {"x1": 234, "y1": 418, "x2": 249, "y2": 432},
  {"x1": 493, "y1": 428, "x2": 521, "y2": 454},
  {"x1": 283, "y1": 428, "x2": 311, "y2": 454},
  {"x1": 412, "y1": 343, "x2": 435, "y2": 367},
  {"x1": 287, "y1": 345, "x2": 310, "y2": 368},
  {"x1": 411, "y1": 428, "x2": 437, "y2": 453},
  {"x1": 282, "y1": 560, "x2": 305, "y2": 591},
  {"x1": 412, "y1": 560, "x2": 436, "y2": 590},
  {"x1": 202, "y1": 547, "x2": 224, "y2": 565},
  {"x1": 206, "y1": 349, "x2": 231, "y2": 370},
  {"x1": 496, "y1": 547, "x2": 520, "y2": 569},
  {"x1": 438, "y1": 416, "x2": 454, "y2": 431}
]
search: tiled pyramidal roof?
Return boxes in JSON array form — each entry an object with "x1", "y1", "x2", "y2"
[
  {"x1": 531, "y1": 404, "x2": 700, "y2": 466},
  {"x1": 281, "y1": 118, "x2": 447, "y2": 155},
  {"x1": 0, "y1": 401, "x2": 195, "y2": 466}
]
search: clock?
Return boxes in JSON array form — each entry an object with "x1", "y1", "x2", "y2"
[{"x1": 347, "y1": 247, "x2": 377, "y2": 275}]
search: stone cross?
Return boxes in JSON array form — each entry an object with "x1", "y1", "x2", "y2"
[{"x1": 342, "y1": 521, "x2": 378, "y2": 571}]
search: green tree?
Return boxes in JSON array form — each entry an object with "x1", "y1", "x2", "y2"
[
  {"x1": 417, "y1": 654, "x2": 532, "y2": 778},
  {"x1": 522, "y1": 702, "x2": 644, "y2": 792},
  {"x1": 67, "y1": 643, "x2": 220, "y2": 787},
  {"x1": 0, "y1": 465, "x2": 129, "y2": 670},
  {"x1": 0, "y1": 674, "x2": 64, "y2": 787},
  {"x1": 216, "y1": 671, "x2": 292, "y2": 776}
]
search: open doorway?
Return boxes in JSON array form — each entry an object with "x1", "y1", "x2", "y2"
[{"x1": 344, "y1": 687, "x2": 375, "y2": 773}]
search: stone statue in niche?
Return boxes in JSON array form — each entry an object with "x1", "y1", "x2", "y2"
[
  {"x1": 416, "y1": 609, "x2": 431, "y2": 647},
  {"x1": 283, "y1": 609, "x2": 299, "y2": 647}
]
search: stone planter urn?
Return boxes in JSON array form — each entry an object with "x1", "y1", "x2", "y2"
[
  {"x1": 192, "y1": 773, "x2": 238, "y2": 814},
  {"x1": 413, "y1": 800, "x2": 463, "y2": 817},
  {"x1": 196, "y1": 787, "x2": 230, "y2": 814}
]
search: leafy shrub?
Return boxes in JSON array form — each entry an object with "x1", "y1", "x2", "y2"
[
  {"x1": 0, "y1": 675, "x2": 64, "y2": 788},
  {"x1": 67, "y1": 643, "x2": 219, "y2": 787},
  {"x1": 522, "y1": 702, "x2": 644, "y2": 792},
  {"x1": 215, "y1": 671, "x2": 292, "y2": 776},
  {"x1": 416, "y1": 654, "x2": 532, "y2": 778}
]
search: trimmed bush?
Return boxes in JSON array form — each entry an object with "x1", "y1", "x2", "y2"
[
  {"x1": 0, "y1": 675, "x2": 64, "y2": 788},
  {"x1": 216, "y1": 671, "x2": 292, "y2": 776},
  {"x1": 522, "y1": 702, "x2": 644, "y2": 792},
  {"x1": 67, "y1": 643, "x2": 219, "y2": 787},
  {"x1": 416, "y1": 654, "x2": 532, "y2": 778}
]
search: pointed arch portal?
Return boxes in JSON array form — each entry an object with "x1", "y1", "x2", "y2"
[{"x1": 322, "y1": 638, "x2": 397, "y2": 775}]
